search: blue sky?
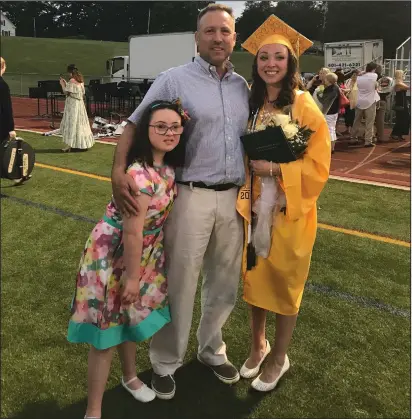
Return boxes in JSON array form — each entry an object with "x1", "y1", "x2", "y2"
[{"x1": 224, "y1": 1, "x2": 246, "y2": 18}]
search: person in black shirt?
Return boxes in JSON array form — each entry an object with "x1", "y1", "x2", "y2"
[
  {"x1": 390, "y1": 69, "x2": 410, "y2": 141},
  {"x1": 0, "y1": 57, "x2": 16, "y2": 143},
  {"x1": 316, "y1": 72, "x2": 340, "y2": 153}
]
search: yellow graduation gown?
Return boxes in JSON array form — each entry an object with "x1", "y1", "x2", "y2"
[{"x1": 236, "y1": 91, "x2": 331, "y2": 315}]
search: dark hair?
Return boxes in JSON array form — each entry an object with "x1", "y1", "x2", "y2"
[
  {"x1": 67, "y1": 64, "x2": 84, "y2": 83},
  {"x1": 249, "y1": 47, "x2": 304, "y2": 114},
  {"x1": 197, "y1": 3, "x2": 234, "y2": 28},
  {"x1": 376, "y1": 64, "x2": 382, "y2": 75},
  {"x1": 366, "y1": 62, "x2": 378, "y2": 72},
  {"x1": 126, "y1": 100, "x2": 187, "y2": 169},
  {"x1": 336, "y1": 71, "x2": 345, "y2": 84}
]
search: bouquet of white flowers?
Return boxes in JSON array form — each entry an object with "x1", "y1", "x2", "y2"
[{"x1": 255, "y1": 111, "x2": 313, "y2": 159}]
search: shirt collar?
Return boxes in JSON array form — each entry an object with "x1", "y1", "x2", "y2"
[{"x1": 194, "y1": 55, "x2": 235, "y2": 78}]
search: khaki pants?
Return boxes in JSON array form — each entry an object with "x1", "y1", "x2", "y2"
[
  {"x1": 375, "y1": 99, "x2": 387, "y2": 142},
  {"x1": 150, "y1": 184, "x2": 243, "y2": 375},
  {"x1": 352, "y1": 102, "x2": 377, "y2": 144}
]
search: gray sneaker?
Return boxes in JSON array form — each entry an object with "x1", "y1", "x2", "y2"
[
  {"x1": 197, "y1": 355, "x2": 240, "y2": 384},
  {"x1": 151, "y1": 373, "x2": 175, "y2": 400}
]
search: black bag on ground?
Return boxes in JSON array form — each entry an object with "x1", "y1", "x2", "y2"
[{"x1": 0, "y1": 137, "x2": 35, "y2": 182}]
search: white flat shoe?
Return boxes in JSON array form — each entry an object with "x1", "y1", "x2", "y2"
[
  {"x1": 121, "y1": 376, "x2": 156, "y2": 402},
  {"x1": 240, "y1": 339, "x2": 271, "y2": 379},
  {"x1": 251, "y1": 354, "x2": 290, "y2": 392}
]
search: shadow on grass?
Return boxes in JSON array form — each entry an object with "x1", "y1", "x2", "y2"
[{"x1": 10, "y1": 361, "x2": 267, "y2": 419}]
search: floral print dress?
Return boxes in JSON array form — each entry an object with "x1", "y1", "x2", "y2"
[
  {"x1": 60, "y1": 81, "x2": 94, "y2": 149},
  {"x1": 67, "y1": 162, "x2": 176, "y2": 350}
]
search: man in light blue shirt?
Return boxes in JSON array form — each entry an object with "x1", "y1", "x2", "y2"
[{"x1": 111, "y1": 3, "x2": 249, "y2": 400}]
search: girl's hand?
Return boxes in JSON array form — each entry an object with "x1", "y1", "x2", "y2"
[
  {"x1": 250, "y1": 160, "x2": 280, "y2": 177},
  {"x1": 121, "y1": 278, "x2": 140, "y2": 305}
]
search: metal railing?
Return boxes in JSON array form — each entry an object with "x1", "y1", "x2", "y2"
[
  {"x1": 3, "y1": 73, "x2": 109, "y2": 97},
  {"x1": 383, "y1": 36, "x2": 411, "y2": 124}
]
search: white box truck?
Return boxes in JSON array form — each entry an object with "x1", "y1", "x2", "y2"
[
  {"x1": 106, "y1": 32, "x2": 197, "y2": 83},
  {"x1": 324, "y1": 39, "x2": 384, "y2": 72}
]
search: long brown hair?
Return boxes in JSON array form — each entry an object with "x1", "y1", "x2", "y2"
[
  {"x1": 249, "y1": 47, "x2": 303, "y2": 115},
  {"x1": 67, "y1": 64, "x2": 84, "y2": 83}
]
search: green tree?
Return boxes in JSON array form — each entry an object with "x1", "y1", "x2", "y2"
[
  {"x1": 0, "y1": 1, "x2": 57, "y2": 37},
  {"x1": 235, "y1": 0, "x2": 277, "y2": 45},
  {"x1": 324, "y1": 1, "x2": 410, "y2": 58}
]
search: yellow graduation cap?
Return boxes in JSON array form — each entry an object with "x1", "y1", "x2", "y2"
[{"x1": 241, "y1": 15, "x2": 313, "y2": 57}]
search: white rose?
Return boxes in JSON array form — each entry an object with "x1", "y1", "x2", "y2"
[
  {"x1": 272, "y1": 114, "x2": 290, "y2": 128},
  {"x1": 282, "y1": 123, "x2": 299, "y2": 139}
]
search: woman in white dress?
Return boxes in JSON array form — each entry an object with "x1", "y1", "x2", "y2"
[{"x1": 59, "y1": 65, "x2": 94, "y2": 152}]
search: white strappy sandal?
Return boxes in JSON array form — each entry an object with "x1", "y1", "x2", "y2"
[{"x1": 121, "y1": 376, "x2": 156, "y2": 402}]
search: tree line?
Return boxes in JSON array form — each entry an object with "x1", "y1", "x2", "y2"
[{"x1": 1, "y1": 1, "x2": 410, "y2": 57}]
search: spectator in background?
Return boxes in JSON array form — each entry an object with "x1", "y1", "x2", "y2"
[
  {"x1": 306, "y1": 67, "x2": 330, "y2": 95},
  {"x1": 375, "y1": 65, "x2": 394, "y2": 143},
  {"x1": 334, "y1": 69, "x2": 346, "y2": 138},
  {"x1": 58, "y1": 64, "x2": 94, "y2": 152},
  {"x1": 335, "y1": 68, "x2": 345, "y2": 86},
  {"x1": 340, "y1": 70, "x2": 359, "y2": 136},
  {"x1": 316, "y1": 72, "x2": 340, "y2": 153},
  {"x1": 0, "y1": 57, "x2": 16, "y2": 144},
  {"x1": 350, "y1": 62, "x2": 380, "y2": 147},
  {"x1": 390, "y1": 70, "x2": 410, "y2": 141}
]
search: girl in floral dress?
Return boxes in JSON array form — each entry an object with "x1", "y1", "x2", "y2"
[{"x1": 67, "y1": 100, "x2": 188, "y2": 419}]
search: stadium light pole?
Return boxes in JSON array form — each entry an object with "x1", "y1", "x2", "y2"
[{"x1": 147, "y1": 7, "x2": 151, "y2": 34}]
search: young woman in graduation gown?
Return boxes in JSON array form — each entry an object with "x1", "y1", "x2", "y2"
[{"x1": 236, "y1": 15, "x2": 331, "y2": 392}]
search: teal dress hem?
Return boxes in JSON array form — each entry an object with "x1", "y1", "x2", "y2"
[{"x1": 67, "y1": 305, "x2": 170, "y2": 350}]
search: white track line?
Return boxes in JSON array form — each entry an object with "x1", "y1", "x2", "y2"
[
  {"x1": 329, "y1": 175, "x2": 410, "y2": 190},
  {"x1": 345, "y1": 141, "x2": 411, "y2": 174},
  {"x1": 345, "y1": 144, "x2": 377, "y2": 174}
]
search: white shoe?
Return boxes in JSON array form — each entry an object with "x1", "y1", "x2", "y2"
[
  {"x1": 251, "y1": 354, "x2": 290, "y2": 392},
  {"x1": 121, "y1": 376, "x2": 156, "y2": 402},
  {"x1": 240, "y1": 339, "x2": 271, "y2": 379}
]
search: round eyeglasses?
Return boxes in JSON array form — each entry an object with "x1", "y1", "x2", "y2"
[{"x1": 149, "y1": 124, "x2": 184, "y2": 135}]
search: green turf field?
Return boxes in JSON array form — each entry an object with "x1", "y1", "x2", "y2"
[
  {"x1": 1, "y1": 131, "x2": 410, "y2": 419},
  {"x1": 1, "y1": 36, "x2": 324, "y2": 95}
]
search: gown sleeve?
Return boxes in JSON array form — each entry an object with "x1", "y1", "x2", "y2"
[{"x1": 278, "y1": 91, "x2": 331, "y2": 221}]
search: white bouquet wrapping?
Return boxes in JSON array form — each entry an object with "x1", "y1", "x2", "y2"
[{"x1": 252, "y1": 176, "x2": 285, "y2": 258}]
